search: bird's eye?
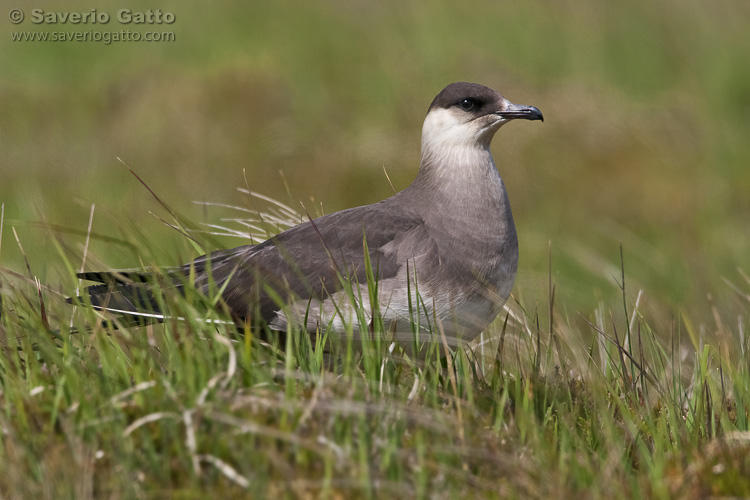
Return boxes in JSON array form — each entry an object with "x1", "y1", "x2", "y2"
[{"x1": 458, "y1": 98, "x2": 476, "y2": 111}]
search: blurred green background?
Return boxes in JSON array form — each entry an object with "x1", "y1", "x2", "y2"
[{"x1": 1, "y1": 0, "x2": 749, "y2": 329}]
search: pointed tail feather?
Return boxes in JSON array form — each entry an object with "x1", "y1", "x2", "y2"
[
  {"x1": 70, "y1": 245, "x2": 258, "y2": 327},
  {"x1": 68, "y1": 277, "x2": 167, "y2": 326}
]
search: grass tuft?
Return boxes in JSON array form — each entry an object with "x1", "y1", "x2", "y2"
[{"x1": 0, "y1": 193, "x2": 749, "y2": 499}]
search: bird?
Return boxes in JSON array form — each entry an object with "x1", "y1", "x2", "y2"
[{"x1": 74, "y1": 82, "x2": 543, "y2": 353}]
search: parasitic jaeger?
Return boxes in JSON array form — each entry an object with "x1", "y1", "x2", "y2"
[{"x1": 74, "y1": 82, "x2": 543, "y2": 353}]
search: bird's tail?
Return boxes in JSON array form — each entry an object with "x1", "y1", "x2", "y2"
[
  {"x1": 69, "y1": 270, "x2": 177, "y2": 326},
  {"x1": 70, "y1": 246, "x2": 256, "y2": 327}
]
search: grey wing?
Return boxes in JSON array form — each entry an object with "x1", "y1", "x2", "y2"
[
  {"x1": 76, "y1": 202, "x2": 432, "y2": 327},
  {"x1": 202, "y1": 203, "x2": 429, "y2": 323}
]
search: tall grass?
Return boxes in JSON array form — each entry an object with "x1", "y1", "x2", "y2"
[
  {"x1": 1, "y1": 192, "x2": 748, "y2": 499},
  {"x1": 1, "y1": 0, "x2": 749, "y2": 496}
]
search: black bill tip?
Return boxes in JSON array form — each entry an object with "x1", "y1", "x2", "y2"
[{"x1": 497, "y1": 103, "x2": 544, "y2": 122}]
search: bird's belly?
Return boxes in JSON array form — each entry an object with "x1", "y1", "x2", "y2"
[
  {"x1": 419, "y1": 292, "x2": 502, "y2": 344},
  {"x1": 270, "y1": 282, "x2": 506, "y2": 351}
]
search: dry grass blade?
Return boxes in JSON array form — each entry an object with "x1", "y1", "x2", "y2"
[
  {"x1": 0, "y1": 202, "x2": 4, "y2": 260},
  {"x1": 110, "y1": 381, "x2": 158, "y2": 406},
  {"x1": 183, "y1": 409, "x2": 201, "y2": 475},
  {"x1": 205, "y1": 411, "x2": 331, "y2": 457},
  {"x1": 196, "y1": 454, "x2": 250, "y2": 489},
  {"x1": 79, "y1": 204, "x2": 95, "y2": 277},
  {"x1": 34, "y1": 277, "x2": 49, "y2": 331},
  {"x1": 494, "y1": 311, "x2": 510, "y2": 373},
  {"x1": 117, "y1": 157, "x2": 177, "y2": 222},
  {"x1": 382, "y1": 165, "x2": 396, "y2": 194},
  {"x1": 236, "y1": 188, "x2": 301, "y2": 219},
  {"x1": 12, "y1": 227, "x2": 33, "y2": 281},
  {"x1": 123, "y1": 412, "x2": 180, "y2": 437}
]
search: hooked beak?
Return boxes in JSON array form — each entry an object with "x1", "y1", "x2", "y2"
[{"x1": 496, "y1": 102, "x2": 544, "y2": 122}]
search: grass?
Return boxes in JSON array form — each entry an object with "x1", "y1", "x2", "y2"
[
  {"x1": 1, "y1": 191, "x2": 749, "y2": 499},
  {"x1": 1, "y1": 0, "x2": 749, "y2": 496}
]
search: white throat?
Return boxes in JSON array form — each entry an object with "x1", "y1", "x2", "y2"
[{"x1": 418, "y1": 108, "x2": 506, "y2": 185}]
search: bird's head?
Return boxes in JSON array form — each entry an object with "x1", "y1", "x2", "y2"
[{"x1": 421, "y1": 82, "x2": 543, "y2": 155}]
